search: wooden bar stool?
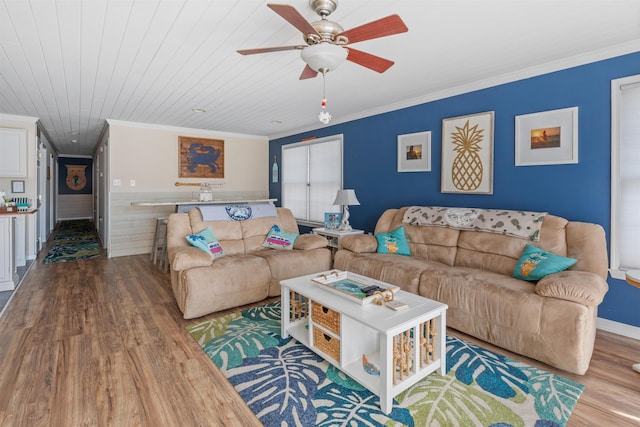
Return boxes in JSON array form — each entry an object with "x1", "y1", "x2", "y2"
[
  {"x1": 625, "y1": 270, "x2": 640, "y2": 374},
  {"x1": 151, "y1": 218, "x2": 168, "y2": 268}
]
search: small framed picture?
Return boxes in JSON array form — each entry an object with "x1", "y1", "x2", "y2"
[
  {"x1": 397, "y1": 131, "x2": 431, "y2": 172},
  {"x1": 324, "y1": 212, "x2": 342, "y2": 230},
  {"x1": 11, "y1": 180, "x2": 25, "y2": 193},
  {"x1": 515, "y1": 107, "x2": 578, "y2": 166}
]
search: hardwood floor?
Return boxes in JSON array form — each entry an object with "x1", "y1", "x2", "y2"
[{"x1": 0, "y1": 240, "x2": 638, "y2": 426}]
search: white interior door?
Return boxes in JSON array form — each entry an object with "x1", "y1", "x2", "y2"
[{"x1": 38, "y1": 145, "x2": 47, "y2": 250}]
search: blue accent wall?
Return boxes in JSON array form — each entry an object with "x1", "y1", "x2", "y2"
[{"x1": 270, "y1": 51, "x2": 640, "y2": 328}]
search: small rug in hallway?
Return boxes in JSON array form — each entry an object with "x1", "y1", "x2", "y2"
[
  {"x1": 187, "y1": 301, "x2": 584, "y2": 427},
  {"x1": 43, "y1": 220, "x2": 101, "y2": 264}
]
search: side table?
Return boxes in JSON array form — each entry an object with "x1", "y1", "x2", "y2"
[
  {"x1": 312, "y1": 227, "x2": 364, "y2": 252},
  {"x1": 625, "y1": 270, "x2": 640, "y2": 374}
]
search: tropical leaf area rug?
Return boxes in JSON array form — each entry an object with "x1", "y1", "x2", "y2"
[
  {"x1": 187, "y1": 301, "x2": 584, "y2": 427},
  {"x1": 42, "y1": 219, "x2": 101, "y2": 264}
]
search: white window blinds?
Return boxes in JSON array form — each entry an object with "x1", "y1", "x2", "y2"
[
  {"x1": 282, "y1": 135, "x2": 342, "y2": 225},
  {"x1": 618, "y1": 81, "x2": 640, "y2": 269}
]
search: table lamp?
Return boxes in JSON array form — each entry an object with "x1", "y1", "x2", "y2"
[{"x1": 333, "y1": 189, "x2": 360, "y2": 231}]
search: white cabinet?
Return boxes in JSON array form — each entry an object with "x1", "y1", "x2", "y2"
[
  {"x1": 0, "y1": 128, "x2": 28, "y2": 177},
  {"x1": 0, "y1": 216, "x2": 18, "y2": 291}
]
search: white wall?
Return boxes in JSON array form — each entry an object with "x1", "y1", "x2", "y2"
[
  {"x1": 105, "y1": 120, "x2": 269, "y2": 257},
  {"x1": 58, "y1": 194, "x2": 93, "y2": 220}
]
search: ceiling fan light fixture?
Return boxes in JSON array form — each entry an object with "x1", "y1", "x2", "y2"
[{"x1": 300, "y1": 43, "x2": 347, "y2": 73}]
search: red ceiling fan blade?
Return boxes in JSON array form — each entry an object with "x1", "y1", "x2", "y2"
[
  {"x1": 299, "y1": 65, "x2": 318, "y2": 80},
  {"x1": 338, "y1": 14, "x2": 408, "y2": 44},
  {"x1": 237, "y1": 45, "x2": 305, "y2": 55},
  {"x1": 346, "y1": 47, "x2": 394, "y2": 73},
  {"x1": 268, "y1": 4, "x2": 320, "y2": 37}
]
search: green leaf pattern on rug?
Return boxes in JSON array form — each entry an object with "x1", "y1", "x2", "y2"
[
  {"x1": 325, "y1": 365, "x2": 365, "y2": 392},
  {"x1": 396, "y1": 373, "x2": 524, "y2": 427},
  {"x1": 202, "y1": 316, "x2": 280, "y2": 370},
  {"x1": 186, "y1": 312, "x2": 241, "y2": 347},
  {"x1": 447, "y1": 336, "x2": 529, "y2": 399},
  {"x1": 227, "y1": 340, "x2": 326, "y2": 426},
  {"x1": 187, "y1": 304, "x2": 585, "y2": 427},
  {"x1": 523, "y1": 367, "x2": 586, "y2": 425},
  {"x1": 242, "y1": 301, "x2": 282, "y2": 322},
  {"x1": 314, "y1": 383, "x2": 412, "y2": 426}
]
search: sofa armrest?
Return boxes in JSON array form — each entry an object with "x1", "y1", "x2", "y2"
[
  {"x1": 294, "y1": 234, "x2": 328, "y2": 250},
  {"x1": 170, "y1": 247, "x2": 214, "y2": 271},
  {"x1": 535, "y1": 270, "x2": 609, "y2": 306},
  {"x1": 340, "y1": 234, "x2": 378, "y2": 253}
]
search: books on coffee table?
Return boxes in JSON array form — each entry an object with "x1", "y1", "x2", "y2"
[{"x1": 311, "y1": 270, "x2": 399, "y2": 305}]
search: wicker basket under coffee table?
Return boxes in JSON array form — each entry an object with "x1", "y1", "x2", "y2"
[{"x1": 280, "y1": 271, "x2": 448, "y2": 414}]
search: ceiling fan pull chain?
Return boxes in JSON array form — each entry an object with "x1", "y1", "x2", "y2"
[{"x1": 319, "y1": 71, "x2": 332, "y2": 124}]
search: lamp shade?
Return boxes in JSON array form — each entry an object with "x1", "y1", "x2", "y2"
[
  {"x1": 300, "y1": 43, "x2": 348, "y2": 73},
  {"x1": 333, "y1": 189, "x2": 360, "y2": 206}
]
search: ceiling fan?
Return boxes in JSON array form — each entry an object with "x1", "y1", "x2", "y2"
[{"x1": 237, "y1": 0, "x2": 408, "y2": 80}]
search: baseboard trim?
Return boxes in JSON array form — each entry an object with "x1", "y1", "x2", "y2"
[{"x1": 597, "y1": 317, "x2": 640, "y2": 340}]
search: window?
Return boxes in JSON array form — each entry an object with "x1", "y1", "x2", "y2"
[
  {"x1": 611, "y1": 75, "x2": 640, "y2": 277},
  {"x1": 282, "y1": 135, "x2": 342, "y2": 225}
]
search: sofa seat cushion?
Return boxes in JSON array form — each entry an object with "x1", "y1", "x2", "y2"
[
  {"x1": 253, "y1": 248, "x2": 332, "y2": 296},
  {"x1": 334, "y1": 250, "x2": 446, "y2": 294},
  {"x1": 418, "y1": 266, "x2": 542, "y2": 336},
  {"x1": 176, "y1": 254, "x2": 271, "y2": 319}
]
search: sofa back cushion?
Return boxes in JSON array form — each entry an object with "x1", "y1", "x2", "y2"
[
  {"x1": 374, "y1": 207, "x2": 459, "y2": 266},
  {"x1": 373, "y1": 206, "x2": 608, "y2": 280},
  {"x1": 189, "y1": 208, "x2": 245, "y2": 255},
  {"x1": 454, "y1": 214, "x2": 569, "y2": 276},
  {"x1": 187, "y1": 206, "x2": 300, "y2": 255}
]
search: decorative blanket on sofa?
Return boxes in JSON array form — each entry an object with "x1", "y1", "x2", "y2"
[
  {"x1": 198, "y1": 203, "x2": 277, "y2": 221},
  {"x1": 403, "y1": 206, "x2": 546, "y2": 241}
]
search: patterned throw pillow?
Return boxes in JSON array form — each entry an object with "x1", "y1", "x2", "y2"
[
  {"x1": 262, "y1": 224, "x2": 298, "y2": 250},
  {"x1": 185, "y1": 227, "x2": 224, "y2": 259},
  {"x1": 375, "y1": 226, "x2": 411, "y2": 256},
  {"x1": 513, "y1": 244, "x2": 576, "y2": 281}
]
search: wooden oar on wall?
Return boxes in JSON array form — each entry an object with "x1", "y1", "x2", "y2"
[{"x1": 174, "y1": 182, "x2": 225, "y2": 187}]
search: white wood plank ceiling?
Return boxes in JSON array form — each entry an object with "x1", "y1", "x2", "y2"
[{"x1": 1, "y1": 0, "x2": 639, "y2": 156}]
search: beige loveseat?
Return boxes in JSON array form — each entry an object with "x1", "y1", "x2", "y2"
[
  {"x1": 167, "y1": 207, "x2": 331, "y2": 319},
  {"x1": 334, "y1": 207, "x2": 609, "y2": 375}
]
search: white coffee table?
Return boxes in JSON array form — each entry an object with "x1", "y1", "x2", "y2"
[{"x1": 280, "y1": 271, "x2": 448, "y2": 414}]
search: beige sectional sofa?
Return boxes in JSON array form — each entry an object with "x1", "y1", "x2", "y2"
[
  {"x1": 167, "y1": 207, "x2": 331, "y2": 319},
  {"x1": 334, "y1": 206, "x2": 609, "y2": 375}
]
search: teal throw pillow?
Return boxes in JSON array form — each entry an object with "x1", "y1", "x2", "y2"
[
  {"x1": 375, "y1": 226, "x2": 411, "y2": 256},
  {"x1": 186, "y1": 227, "x2": 224, "y2": 259},
  {"x1": 513, "y1": 244, "x2": 576, "y2": 281},
  {"x1": 262, "y1": 224, "x2": 298, "y2": 250}
]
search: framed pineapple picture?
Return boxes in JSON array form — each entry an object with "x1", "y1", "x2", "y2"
[{"x1": 441, "y1": 111, "x2": 494, "y2": 194}]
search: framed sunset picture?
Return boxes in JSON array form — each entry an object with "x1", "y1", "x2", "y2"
[{"x1": 515, "y1": 107, "x2": 578, "y2": 166}]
